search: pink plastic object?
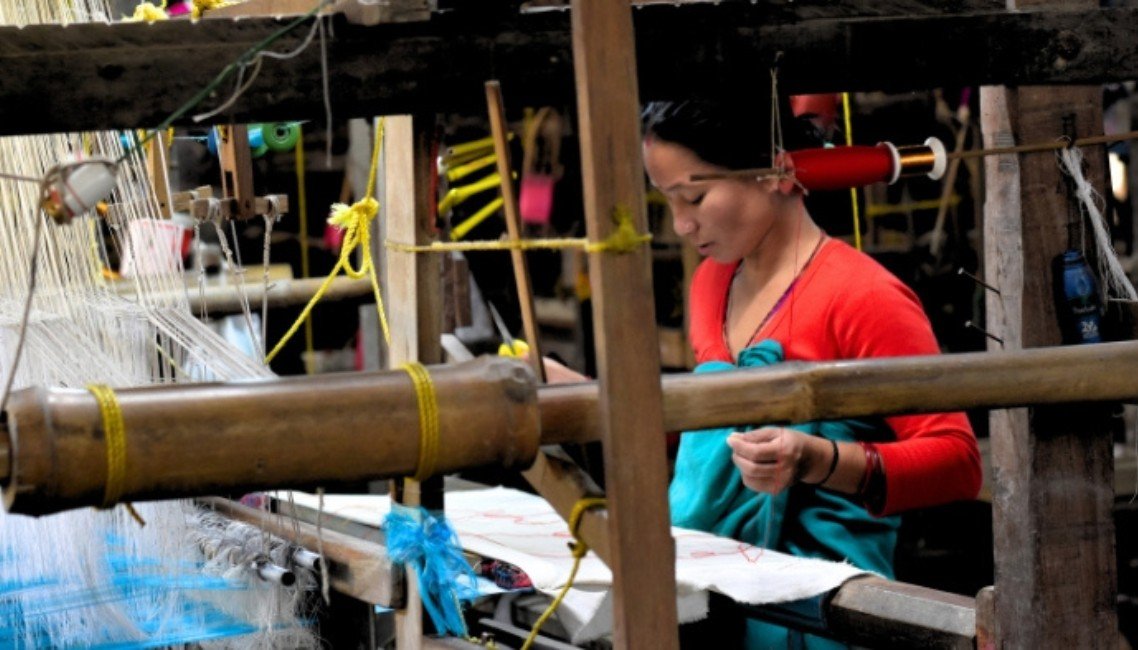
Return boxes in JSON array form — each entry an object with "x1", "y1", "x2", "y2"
[
  {"x1": 324, "y1": 222, "x2": 345, "y2": 252},
  {"x1": 167, "y1": 1, "x2": 192, "y2": 16},
  {"x1": 519, "y1": 174, "x2": 555, "y2": 225}
]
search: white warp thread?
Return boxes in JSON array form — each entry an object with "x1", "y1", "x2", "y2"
[{"x1": 1057, "y1": 147, "x2": 1138, "y2": 302}]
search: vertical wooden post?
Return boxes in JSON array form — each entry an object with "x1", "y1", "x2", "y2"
[
  {"x1": 981, "y1": 1, "x2": 1118, "y2": 642},
  {"x1": 571, "y1": 2, "x2": 679, "y2": 649},
  {"x1": 382, "y1": 114, "x2": 443, "y2": 649},
  {"x1": 218, "y1": 124, "x2": 256, "y2": 220},
  {"x1": 146, "y1": 134, "x2": 173, "y2": 219},
  {"x1": 486, "y1": 80, "x2": 546, "y2": 382}
]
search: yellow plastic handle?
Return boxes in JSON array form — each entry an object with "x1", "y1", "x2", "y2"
[{"x1": 497, "y1": 339, "x2": 530, "y2": 358}]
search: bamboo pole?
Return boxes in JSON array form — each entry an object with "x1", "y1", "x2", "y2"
[
  {"x1": 539, "y1": 339, "x2": 1138, "y2": 444},
  {"x1": 6, "y1": 341, "x2": 1138, "y2": 515},
  {"x1": 2, "y1": 356, "x2": 539, "y2": 516}
]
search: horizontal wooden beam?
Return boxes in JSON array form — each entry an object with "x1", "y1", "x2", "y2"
[
  {"x1": 3, "y1": 5, "x2": 1138, "y2": 135},
  {"x1": 150, "y1": 276, "x2": 372, "y2": 315},
  {"x1": 9, "y1": 340, "x2": 1138, "y2": 515},
  {"x1": 202, "y1": 496, "x2": 405, "y2": 607}
]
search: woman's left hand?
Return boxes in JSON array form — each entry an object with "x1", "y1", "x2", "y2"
[{"x1": 726, "y1": 427, "x2": 815, "y2": 494}]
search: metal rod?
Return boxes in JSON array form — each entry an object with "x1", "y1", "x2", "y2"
[
  {"x1": 965, "y1": 320, "x2": 1005, "y2": 346},
  {"x1": 254, "y1": 559, "x2": 296, "y2": 587},
  {"x1": 0, "y1": 171, "x2": 42, "y2": 185},
  {"x1": 689, "y1": 129, "x2": 1138, "y2": 183},
  {"x1": 958, "y1": 268, "x2": 1001, "y2": 295},
  {"x1": 292, "y1": 548, "x2": 323, "y2": 572}
]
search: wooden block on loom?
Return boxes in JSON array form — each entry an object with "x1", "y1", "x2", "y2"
[
  {"x1": 188, "y1": 194, "x2": 288, "y2": 221},
  {"x1": 171, "y1": 186, "x2": 213, "y2": 213}
]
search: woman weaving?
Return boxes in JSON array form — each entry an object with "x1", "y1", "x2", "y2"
[{"x1": 544, "y1": 97, "x2": 982, "y2": 648}]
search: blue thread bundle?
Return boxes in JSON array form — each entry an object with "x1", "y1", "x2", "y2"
[{"x1": 385, "y1": 505, "x2": 475, "y2": 637}]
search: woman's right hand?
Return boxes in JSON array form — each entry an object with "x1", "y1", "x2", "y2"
[{"x1": 538, "y1": 355, "x2": 589, "y2": 384}]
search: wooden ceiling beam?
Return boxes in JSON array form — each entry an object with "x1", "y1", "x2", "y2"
[{"x1": 2, "y1": 5, "x2": 1137, "y2": 135}]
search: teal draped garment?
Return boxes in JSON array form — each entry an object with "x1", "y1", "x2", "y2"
[{"x1": 669, "y1": 340, "x2": 899, "y2": 649}]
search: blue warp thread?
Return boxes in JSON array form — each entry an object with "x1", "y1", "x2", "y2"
[{"x1": 385, "y1": 504, "x2": 475, "y2": 638}]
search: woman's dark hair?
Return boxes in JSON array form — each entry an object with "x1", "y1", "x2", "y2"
[{"x1": 641, "y1": 98, "x2": 817, "y2": 170}]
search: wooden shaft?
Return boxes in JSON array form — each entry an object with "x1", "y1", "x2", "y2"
[
  {"x1": 537, "y1": 340, "x2": 1138, "y2": 445},
  {"x1": 203, "y1": 496, "x2": 405, "y2": 607},
  {"x1": 1, "y1": 357, "x2": 539, "y2": 516},
  {"x1": 381, "y1": 114, "x2": 443, "y2": 650},
  {"x1": 484, "y1": 82, "x2": 611, "y2": 564},
  {"x1": 485, "y1": 81, "x2": 546, "y2": 382},
  {"x1": 693, "y1": 129, "x2": 1138, "y2": 184},
  {"x1": 947, "y1": 128, "x2": 1138, "y2": 160},
  {"x1": 115, "y1": 277, "x2": 374, "y2": 315},
  {"x1": 7, "y1": 341, "x2": 1138, "y2": 516},
  {"x1": 572, "y1": 2, "x2": 679, "y2": 648},
  {"x1": 146, "y1": 133, "x2": 174, "y2": 219},
  {"x1": 218, "y1": 124, "x2": 257, "y2": 220},
  {"x1": 982, "y1": 54, "x2": 1118, "y2": 647}
]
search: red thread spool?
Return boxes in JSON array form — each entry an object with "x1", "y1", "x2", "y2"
[{"x1": 787, "y1": 138, "x2": 947, "y2": 191}]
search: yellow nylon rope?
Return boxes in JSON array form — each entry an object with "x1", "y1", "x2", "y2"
[
  {"x1": 127, "y1": 1, "x2": 168, "y2": 22},
  {"x1": 295, "y1": 125, "x2": 316, "y2": 372},
  {"x1": 521, "y1": 497, "x2": 607, "y2": 650},
  {"x1": 400, "y1": 362, "x2": 439, "y2": 482},
  {"x1": 842, "y1": 92, "x2": 862, "y2": 251},
  {"x1": 87, "y1": 384, "x2": 127, "y2": 507},
  {"x1": 449, "y1": 197, "x2": 505, "y2": 241},
  {"x1": 191, "y1": 0, "x2": 238, "y2": 19},
  {"x1": 266, "y1": 118, "x2": 390, "y2": 364},
  {"x1": 392, "y1": 205, "x2": 651, "y2": 254}
]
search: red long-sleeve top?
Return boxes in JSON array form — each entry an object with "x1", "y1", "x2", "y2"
[{"x1": 688, "y1": 238, "x2": 982, "y2": 515}]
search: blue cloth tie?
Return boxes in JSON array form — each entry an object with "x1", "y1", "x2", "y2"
[{"x1": 385, "y1": 504, "x2": 475, "y2": 638}]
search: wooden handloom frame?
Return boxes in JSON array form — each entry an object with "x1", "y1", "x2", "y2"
[{"x1": 0, "y1": 1, "x2": 1131, "y2": 647}]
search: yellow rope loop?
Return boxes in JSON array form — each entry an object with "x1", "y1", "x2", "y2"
[
  {"x1": 126, "y1": 1, "x2": 168, "y2": 22},
  {"x1": 87, "y1": 384, "x2": 128, "y2": 508},
  {"x1": 521, "y1": 497, "x2": 607, "y2": 650},
  {"x1": 265, "y1": 120, "x2": 390, "y2": 364},
  {"x1": 328, "y1": 197, "x2": 379, "y2": 279},
  {"x1": 400, "y1": 362, "x2": 440, "y2": 482},
  {"x1": 584, "y1": 205, "x2": 652, "y2": 254},
  {"x1": 566, "y1": 497, "x2": 607, "y2": 557}
]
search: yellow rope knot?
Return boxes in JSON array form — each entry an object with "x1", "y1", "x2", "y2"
[
  {"x1": 127, "y1": 1, "x2": 168, "y2": 22},
  {"x1": 328, "y1": 197, "x2": 379, "y2": 278},
  {"x1": 265, "y1": 120, "x2": 391, "y2": 364},
  {"x1": 584, "y1": 205, "x2": 652, "y2": 254}
]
